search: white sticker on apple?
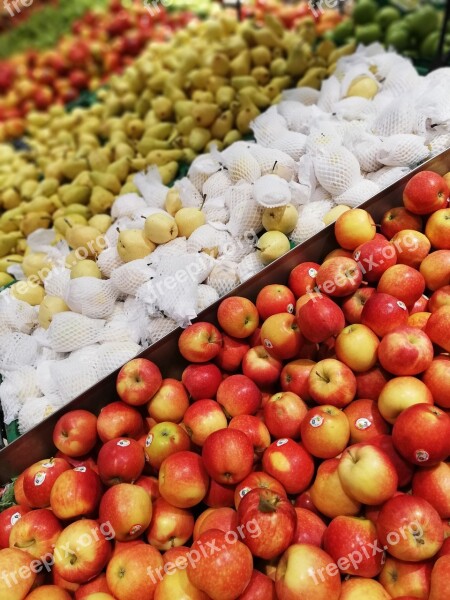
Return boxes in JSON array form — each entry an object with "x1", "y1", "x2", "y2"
[
  {"x1": 10, "y1": 512, "x2": 21, "y2": 526},
  {"x1": 129, "y1": 524, "x2": 143, "y2": 536},
  {"x1": 276, "y1": 439, "x2": 289, "y2": 446},
  {"x1": 146, "y1": 434, "x2": 153, "y2": 448},
  {"x1": 397, "y1": 301, "x2": 407, "y2": 311},
  {"x1": 287, "y1": 303, "x2": 294, "y2": 314},
  {"x1": 42, "y1": 462, "x2": 54, "y2": 469},
  {"x1": 239, "y1": 487, "x2": 252, "y2": 498},
  {"x1": 355, "y1": 418, "x2": 371, "y2": 431},
  {"x1": 117, "y1": 439, "x2": 131, "y2": 447},
  {"x1": 415, "y1": 449, "x2": 429, "y2": 462},
  {"x1": 263, "y1": 339, "x2": 273, "y2": 349},
  {"x1": 74, "y1": 466, "x2": 86, "y2": 472},
  {"x1": 308, "y1": 268, "x2": 318, "y2": 278},
  {"x1": 310, "y1": 415, "x2": 323, "y2": 428},
  {"x1": 353, "y1": 251, "x2": 361, "y2": 261},
  {"x1": 34, "y1": 472, "x2": 46, "y2": 487}
]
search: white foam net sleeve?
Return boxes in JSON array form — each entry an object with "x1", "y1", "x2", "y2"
[
  {"x1": 290, "y1": 214, "x2": 326, "y2": 245},
  {"x1": 175, "y1": 177, "x2": 204, "y2": 208},
  {"x1": 0, "y1": 333, "x2": 39, "y2": 371},
  {"x1": 147, "y1": 315, "x2": 178, "y2": 344},
  {"x1": 186, "y1": 225, "x2": 232, "y2": 255},
  {"x1": 0, "y1": 366, "x2": 41, "y2": 424},
  {"x1": 207, "y1": 259, "x2": 240, "y2": 296},
  {"x1": 313, "y1": 147, "x2": 361, "y2": 196},
  {"x1": 64, "y1": 278, "x2": 118, "y2": 319},
  {"x1": 253, "y1": 174, "x2": 292, "y2": 208},
  {"x1": 36, "y1": 360, "x2": 61, "y2": 399},
  {"x1": 49, "y1": 357, "x2": 100, "y2": 406},
  {"x1": 110, "y1": 259, "x2": 155, "y2": 296},
  {"x1": 248, "y1": 145, "x2": 296, "y2": 181},
  {"x1": 251, "y1": 106, "x2": 288, "y2": 147},
  {"x1": 203, "y1": 196, "x2": 230, "y2": 225},
  {"x1": 277, "y1": 103, "x2": 323, "y2": 135},
  {"x1": 382, "y1": 60, "x2": 422, "y2": 97},
  {"x1": 97, "y1": 247, "x2": 124, "y2": 278},
  {"x1": 372, "y1": 98, "x2": 417, "y2": 136},
  {"x1": 197, "y1": 284, "x2": 220, "y2": 312},
  {"x1": 43, "y1": 267, "x2": 71, "y2": 299},
  {"x1": 317, "y1": 77, "x2": 342, "y2": 114},
  {"x1": 0, "y1": 296, "x2": 38, "y2": 335},
  {"x1": 100, "y1": 297, "x2": 150, "y2": 345},
  {"x1": 95, "y1": 341, "x2": 141, "y2": 380},
  {"x1": 282, "y1": 87, "x2": 320, "y2": 105},
  {"x1": 237, "y1": 252, "x2": 265, "y2": 283},
  {"x1": 111, "y1": 194, "x2": 148, "y2": 220},
  {"x1": 149, "y1": 237, "x2": 188, "y2": 262},
  {"x1": 427, "y1": 132, "x2": 450, "y2": 156},
  {"x1": 377, "y1": 134, "x2": 430, "y2": 168},
  {"x1": 225, "y1": 182, "x2": 263, "y2": 237},
  {"x1": 46, "y1": 312, "x2": 105, "y2": 352},
  {"x1": 333, "y1": 97, "x2": 378, "y2": 123},
  {"x1": 188, "y1": 153, "x2": 221, "y2": 192},
  {"x1": 18, "y1": 396, "x2": 59, "y2": 434},
  {"x1": 366, "y1": 166, "x2": 411, "y2": 189},
  {"x1": 134, "y1": 166, "x2": 168, "y2": 209},
  {"x1": 203, "y1": 169, "x2": 232, "y2": 200},
  {"x1": 302, "y1": 199, "x2": 335, "y2": 220},
  {"x1": 275, "y1": 132, "x2": 308, "y2": 162},
  {"x1": 306, "y1": 123, "x2": 344, "y2": 156},
  {"x1": 334, "y1": 179, "x2": 380, "y2": 207},
  {"x1": 310, "y1": 186, "x2": 332, "y2": 202},
  {"x1": 352, "y1": 138, "x2": 384, "y2": 173},
  {"x1": 219, "y1": 144, "x2": 262, "y2": 184}
]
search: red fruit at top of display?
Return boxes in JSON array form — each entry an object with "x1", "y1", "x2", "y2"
[
  {"x1": 422, "y1": 355, "x2": 450, "y2": 409},
  {"x1": 116, "y1": 358, "x2": 162, "y2": 406},
  {"x1": 260, "y1": 312, "x2": 303, "y2": 360},
  {"x1": 214, "y1": 334, "x2": 249, "y2": 372},
  {"x1": 392, "y1": 403, "x2": 450, "y2": 466},
  {"x1": 256, "y1": 284, "x2": 295, "y2": 319},
  {"x1": 377, "y1": 326, "x2": 434, "y2": 376},
  {"x1": 69, "y1": 70, "x2": 90, "y2": 90},
  {"x1": 296, "y1": 295, "x2": 345, "y2": 343},
  {"x1": 315, "y1": 256, "x2": 363, "y2": 297},
  {"x1": 202, "y1": 428, "x2": 254, "y2": 485},
  {"x1": 361, "y1": 292, "x2": 409, "y2": 337},
  {"x1": 52, "y1": 409, "x2": 98, "y2": 457},
  {"x1": 178, "y1": 322, "x2": 222, "y2": 363},
  {"x1": 217, "y1": 296, "x2": 259, "y2": 339},
  {"x1": 97, "y1": 437, "x2": 145, "y2": 486},
  {"x1": 262, "y1": 438, "x2": 315, "y2": 495},
  {"x1": 216, "y1": 373, "x2": 262, "y2": 417},
  {"x1": 377, "y1": 264, "x2": 426, "y2": 308},
  {"x1": 353, "y1": 237, "x2": 398, "y2": 282},
  {"x1": 403, "y1": 171, "x2": 449, "y2": 215},
  {"x1": 181, "y1": 363, "x2": 222, "y2": 400},
  {"x1": 67, "y1": 42, "x2": 91, "y2": 67},
  {"x1": 288, "y1": 262, "x2": 320, "y2": 298},
  {"x1": 371, "y1": 434, "x2": 415, "y2": 488},
  {"x1": 412, "y1": 462, "x2": 450, "y2": 519},
  {"x1": 380, "y1": 206, "x2": 423, "y2": 238},
  {"x1": 425, "y1": 305, "x2": 450, "y2": 352},
  {"x1": 96, "y1": 401, "x2": 144, "y2": 442}
]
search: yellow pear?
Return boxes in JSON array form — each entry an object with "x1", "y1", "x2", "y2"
[
  {"x1": 164, "y1": 189, "x2": 182, "y2": 216},
  {"x1": 65, "y1": 251, "x2": 84, "y2": 268},
  {"x1": 0, "y1": 272, "x2": 14, "y2": 287},
  {"x1": 257, "y1": 231, "x2": 291, "y2": 265},
  {"x1": 19, "y1": 212, "x2": 52, "y2": 237},
  {"x1": 38, "y1": 295, "x2": 70, "y2": 329},
  {"x1": 323, "y1": 205, "x2": 351, "y2": 226},
  {"x1": 346, "y1": 76, "x2": 378, "y2": 100},
  {"x1": 89, "y1": 187, "x2": 115, "y2": 215},
  {"x1": 117, "y1": 230, "x2": 155, "y2": 263},
  {"x1": 144, "y1": 213, "x2": 178, "y2": 244},
  {"x1": 66, "y1": 225, "x2": 104, "y2": 257},
  {"x1": 71, "y1": 259, "x2": 102, "y2": 279},
  {"x1": 54, "y1": 214, "x2": 88, "y2": 235},
  {"x1": 175, "y1": 208, "x2": 206, "y2": 238},
  {"x1": 22, "y1": 252, "x2": 53, "y2": 282},
  {"x1": 89, "y1": 215, "x2": 112, "y2": 233},
  {"x1": 0, "y1": 254, "x2": 23, "y2": 272},
  {"x1": 10, "y1": 280, "x2": 45, "y2": 305},
  {"x1": 262, "y1": 205, "x2": 299, "y2": 234},
  {"x1": 0, "y1": 231, "x2": 23, "y2": 257}
]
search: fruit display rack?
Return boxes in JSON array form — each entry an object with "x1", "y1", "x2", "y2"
[{"x1": 1, "y1": 147, "x2": 448, "y2": 482}]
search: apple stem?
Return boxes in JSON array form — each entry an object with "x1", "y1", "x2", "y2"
[
  {"x1": 14, "y1": 539, "x2": 35, "y2": 549},
  {"x1": 258, "y1": 497, "x2": 278, "y2": 513},
  {"x1": 347, "y1": 450, "x2": 357, "y2": 463}
]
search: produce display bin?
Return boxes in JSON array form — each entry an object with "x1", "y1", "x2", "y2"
[{"x1": 1, "y1": 148, "x2": 449, "y2": 483}]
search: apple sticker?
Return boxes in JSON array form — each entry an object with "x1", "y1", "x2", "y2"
[
  {"x1": 310, "y1": 415, "x2": 324, "y2": 428},
  {"x1": 34, "y1": 472, "x2": 46, "y2": 486},
  {"x1": 117, "y1": 439, "x2": 131, "y2": 447}
]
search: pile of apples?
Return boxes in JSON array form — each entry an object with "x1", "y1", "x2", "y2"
[{"x1": 0, "y1": 168, "x2": 449, "y2": 600}]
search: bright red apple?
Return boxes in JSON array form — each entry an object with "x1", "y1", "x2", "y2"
[
  {"x1": 53, "y1": 410, "x2": 98, "y2": 457},
  {"x1": 202, "y1": 428, "x2": 254, "y2": 485},
  {"x1": 308, "y1": 358, "x2": 357, "y2": 408},
  {"x1": 256, "y1": 284, "x2": 295, "y2": 319},
  {"x1": 178, "y1": 322, "x2": 222, "y2": 363},
  {"x1": 263, "y1": 391, "x2": 308, "y2": 440},
  {"x1": 343, "y1": 399, "x2": 389, "y2": 444},
  {"x1": 381, "y1": 206, "x2": 422, "y2": 238},
  {"x1": 116, "y1": 358, "x2": 162, "y2": 406},
  {"x1": 378, "y1": 326, "x2": 434, "y2": 376},
  {"x1": 217, "y1": 296, "x2": 259, "y2": 339},
  {"x1": 361, "y1": 292, "x2": 409, "y2": 337},
  {"x1": 97, "y1": 438, "x2": 145, "y2": 486},
  {"x1": 216, "y1": 374, "x2": 261, "y2": 417},
  {"x1": 96, "y1": 401, "x2": 144, "y2": 443},
  {"x1": 262, "y1": 438, "x2": 314, "y2": 495},
  {"x1": 403, "y1": 171, "x2": 449, "y2": 215}
]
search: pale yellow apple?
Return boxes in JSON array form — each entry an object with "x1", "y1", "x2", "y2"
[
  {"x1": 117, "y1": 229, "x2": 155, "y2": 262},
  {"x1": 335, "y1": 324, "x2": 379, "y2": 372},
  {"x1": 323, "y1": 205, "x2": 351, "y2": 226},
  {"x1": 144, "y1": 213, "x2": 178, "y2": 244},
  {"x1": 175, "y1": 208, "x2": 206, "y2": 238},
  {"x1": 10, "y1": 280, "x2": 45, "y2": 305},
  {"x1": 339, "y1": 577, "x2": 391, "y2": 599},
  {"x1": 262, "y1": 204, "x2": 298, "y2": 234},
  {"x1": 164, "y1": 189, "x2": 182, "y2": 216},
  {"x1": 89, "y1": 215, "x2": 112, "y2": 233},
  {"x1": 38, "y1": 295, "x2": 70, "y2": 329},
  {"x1": 257, "y1": 231, "x2": 291, "y2": 264},
  {"x1": 70, "y1": 260, "x2": 102, "y2": 279}
]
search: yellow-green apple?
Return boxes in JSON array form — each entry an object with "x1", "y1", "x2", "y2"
[
  {"x1": 377, "y1": 495, "x2": 444, "y2": 561},
  {"x1": 186, "y1": 528, "x2": 253, "y2": 600},
  {"x1": 355, "y1": 366, "x2": 390, "y2": 400},
  {"x1": 371, "y1": 434, "x2": 414, "y2": 488},
  {"x1": 296, "y1": 296, "x2": 345, "y2": 343},
  {"x1": 420, "y1": 250, "x2": 450, "y2": 291},
  {"x1": 429, "y1": 555, "x2": 450, "y2": 600},
  {"x1": 300, "y1": 405, "x2": 350, "y2": 459},
  {"x1": 106, "y1": 542, "x2": 163, "y2": 600},
  {"x1": 116, "y1": 359, "x2": 162, "y2": 407},
  {"x1": 403, "y1": 171, "x2": 449, "y2": 215},
  {"x1": 315, "y1": 256, "x2": 362, "y2": 297},
  {"x1": 25, "y1": 584, "x2": 72, "y2": 598},
  {"x1": 154, "y1": 567, "x2": 209, "y2": 600},
  {"x1": 135, "y1": 475, "x2": 160, "y2": 503},
  {"x1": 425, "y1": 305, "x2": 450, "y2": 352},
  {"x1": 237, "y1": 488, "x2": 296, "y2": 559},
  {"x1": 344, "y1": 399, "x2": 389, "y2": 444},
  {"x1": 425, "y1": 208, "x2": 450, "y2": 250},
  {"x1": 335, "y1": 208, "x2": 376, "y2": 250},
  {"x1": 378, "y1": 326, "x2": 434, "y2": 376},
  {"x1": 144, "y1": 422, "x2": 190, "y2": 470},
  {"x1": 263, "y1": 392, "x2": 308, "y2": 440},
  {"x1": 0, "y1": 506, "x2": 29, "y2": 550},
  {"x1": 260, "y1": 313, "x2": 303, "y2": 360},
  {"x1": 239, "y1": 569, "x2": 276, "y2": 600},
  {"x1": 292, "y1": 507, "x2": 326, "y2": 547},
  {"x1": 392, "y1": 229, "x2": 431, "y2": 268},
  {"x1": 9, "y1": 508, "x2": 62, "y2": 560},
  {"x1": 353, "y1": 235, "x2": 397, "y2": 283},
  {"x1": 178, "y1": 322, "x2": 222, "y2": 363},
  {"x1": 74, "y1": 573, "x2": 111, "y2": 599},
  {"x1": 335, "y1": 324, "x2": 379, "y2": 372},
  {"x1": 241, "y1": 345, "x2": 283, "y2": 388},
  {"x1": 379, "y1": 556, "x2": 432, "y2": 598},
  {"x1": 429, "y1": 285, "x2": 450, "y2": 312},
  {"x1": 158, "y1": 451, "x2": 209, "y2": 508},
  {"x1": 203, "y1": 479, "x2": 235, "y2": 509},
  {"x1": 234, "y1": 472, "x2": 287, "y2": 509},
  {"x1": 308, "y1": 358, "x2": 357, "y2": 408},
  {"x1": 392, "y1": 404, "x2": 450, "y2": 465},
  {"x1": 50, "y1": 466, "x2": 102, "y2": 520},
  {"x1": 361, "y1": 292, "x2": 408, "y2": 337},
  {"x1": 216, "y1": 374, "x2": 262, "y2": 417},
  {"x1": 202, "y1": 428, "x2": 253, "y2": 485},
  {"x1": 217, "y1": 296, "x2": 259, "y2": 339},
  {"x1": 288, "y1": 262, "x2": 320, "y2": 298},
  {"x1": 181, "y1": 363, "x2": 222, "y2": 401},
  {"x1": 229, "y1": 415, "x2": 271, "y2": 459},
  {"x1": 276, "y1": 544, "x2": 341, "y2": 600},
  {"x1": 339, "y1": 577, "x2": 391, "y2": 599},
  {"x1": 378, "y1": 265, "x2": 426, "y2": 309},
  {"x1": 0, "y1": 547, "x2": 36, "y2": 600},
  {"x1": 280, "y1": 359, "x2": 315, "y2": 401},
  {"x1": 381, "y1": 206, "x2": 422, "y2": 238},
  {"x1": 182, "y1": 400, "x2": 227, "y2": 447},
  {"x1": 147, "y1": 378, "x2": 189, "y2": 424},
  {"x1": 22, "y1": 457, "x2": 71, "y2": 508},
  {"x1": 338, "y1": 443, "x2": 398, "y2": 505},
  {"x1": 324, "y1": 516, "x2": 383, "y2": 577},
  {"x1": 413, "y1": 462, "x2": 450, "y2": 518},
  {"x1": 262, "y1": 439, "x2": 314, "y2": 495},
  {"x1": 214, "y1": 334, "x2": 249, "y2": 372},
  {"x1": 96, "y1": 402, "x2": 144, "y2": 443},
  {"x1": 53, "y1": 410, "x2": 98, "y2": 457},
  {"x1": 309, "y1": 459, "x2": 362, "y2": 518},
  {"x1": 146, "y1": 497, "x2": 194, "y2": 550},
  {"x1": 408, "y1": 311, "x2": 431, "y2": 329},
  {"x1": 193, "y1": 507, "x2": 238, "y2": 540},
  {"x1": 99, "y1": 483, "x2": 152, "y2": 542},
  {"x1": 97, "y1": 438, "x2": 145, "y2": 486},
  {"x1": 423, "y1": 355, "x2": 450, "y2": 409},
  {"x1": 378, "y1": 376, "x2": 433, "y2": 424},
  {"x1": 342, "y1": 287, "x2": 376, "y2": 324},
  {"x1": 54, "y1": 520, "x2": 111, "y2": 584},
  {"x1": 256, "y1": 284, "x2": 295, "y2": 320}
]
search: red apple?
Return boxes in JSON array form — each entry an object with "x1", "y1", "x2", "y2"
[
  {"x1": 300, "y1": 405, "x2": 350, "y2": 458},
  {"x1": 425, "y1": 305, "x2": 450, "y2": 352},
  {"x1": 147, "y1": 378, "x2": 189, "y2": 423},
  {"x1": 263, "y1": 391, "x2": 308, "y2": 440},
  {"x1": 97, "y1": 438, "x2": 145, "y2": 486},
  {"x1": 429, "y1": 555, "x2": 450, "y2": 600},
  {"x1": 234, "y1": 471, "x2": 287, "y2": 509},
  {"x1": 353, "y1": 236, "x2": 397, "y2": 283},
  {"x1": 429, "y1": 285, "x2": 450, "y2": 312},
  {"x1": 371, "y1": 434, "x2": 415, "y2": 488},
  {"x1": 310, "y1": 458, "x2": 361, "y2": 518},
  {"x1": 315, "y1": 256, "x2": 362, "y2": 297},
  {"x1": 335, "y1": 324, "x2": 379, "y2": 372},
  {"x1": 260, "y1": 312, "x2": 303, "y2": 360},
  {"x1": 50, "y1": 466, "x2": 102, "y2": 520},
  {"x1": 355, "y1": 366, "x2": 390, "y2": 400},
  {"x1": 22, "y1": 457, "x2": 71, "y2": 508},
  {"x1": 0, "y1": 505, "x2": 29, "y2": 549},
  {"x1": 378, "y1": 376, "x2": 433, "y2": 424},
  {"x1": 229, "y1": 414, "x2": 271, "y2": 459},
  {"x1": 381, "y1": 206, "x2": 422, "y2": 238},
  {"x1": 425, "y1": 208, "x2": 450, "y2": 250},
  {"x1": 377, "y1": 495, "x2": 444, "y2": 561},
  {"x1": 339, "y1": 578, "x2": 392, "y2": 599},
  {"x1": 392, "y1": 403, "x2": 450, "y2": 466},
  {"x1": 292, "y1": 507, "x2": 326, "y2": 547},
  {"x1": 296, "y1": 295, "x2": 345, "y2": 343},
  {"x1": 159, "y1": 451, "x2": 209, "y2": 508},
  {"x1": 135, "y1": 475, "x2": 160, "y2": 503},
  {"x1": 378, "y1": 265, "x2": 426, "y2": 308},
  {"x1": 239, "y1": 569, "x2": 276, "y2": 599},
  {"x1": 422, "y1": 355, "x2": 450, "y2": 409},
  {"x1": 256, "y1": 284, "x2": 295, "y2": 319},
  {"x1": 9, "y1": 508, "x2": 62, "y2": 560},
  {"x1": 342, "y1": 399, "x2": 388, "y2": 445},
  {"x1": 408, "y1": 311, "x2": 432, "y2": 330},
  {"x1": 410, "y1": 294, "x2": 429, "y2": 314},
  {"x1": 182, "y1": 400, "x2": 227, "y2": 446},
  {"x1": 214, "y1": 334, "x2": 249, "y2": 372},
  {"x1": 262, "y1": 439, "x2": 314, "y2": 495},
  {"x1": 241, "y1": 345, "x2": 283, "y2": 388},
  {"x1": 403, "y1": 171, "x2": 449, "y2": 215},
  {"x1": 204, "y1": 479, "x2": 235, "y2": 508},
  {"x1": 13, "y1": 472, "x2": 31, "y2": 509},
  {"x1": 413, "y1": 462, "x2": 450, "y2": 518},
  {"x1": 97, "y1": 401, "x2": 144, "y2": 443},
  {"x1": 146, "y1": 497, "x2": 194, "y2": 550},
  {"x1": 420, "y1": 250, "x2": 450, "y2": 291},
  {"x1": 335, "y1": 208, "x2": 376, "y2": 250},
  {"x1": 361, "y1": 292, "x2": 409, "y2": 337},
  {"x1": 193, "y1": 507, "x2": 238, "y2": 540},
  {"x1": 116, "y1": 358, "x2": 162, "y2": 406},
  {"x1": 280, "y1": 358, "x2": 315, "y2": 400},
  {"x1": 53, "y1": 410, "x2": 98, "y2": 457},
  {"x1": 378, "y1": 326, "x2": 434, "y2": 376},
  {"x1": 216, "y1": 374, "x2": 261, "y2": 417},
  {"x1": 178, "y1": 322, "x2": 222, "y2": 363},
  {"x1": 379, "y1": 556, "x2": 432, "y2": 599},
  {"x1": 342, "y1": 287, "x2": 376, "y2": 324},
  {"x1": 25, "y1": 585, "x2": 73, "y2": 599},
  {"x1": 288, "y1": 262, "x2": 320, "y2": 298},
  {"x1": 217, "y1": 296, "x2": 259, "y2": 339},
  {"x1": 74, "y1": 573, "x2": 111, "y2": 599},
  {"x1": 106, "y1": 542, "x2": 163, "y2": 600},
  {"x1": 182, "y1": 363, "x2": 222, "y2": 400},
  {"x1": 392, "y1": 229, "x2": 431, "y2": 269},
  {"x1": 202, "y1": 428, "x2": 254, "y2": 485},
  {"x1": 144, "y1": 421, "x2": 190, "y2": 470},
  {"x1": 0, "y1": 548, "x2": 37, "y2": 599},
  {"x1": 308, "y1": 358, "x2": 357, "y2": 408},
  {"x1": 99, "y1": 483, "x2": 152, "y2": 542}
]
